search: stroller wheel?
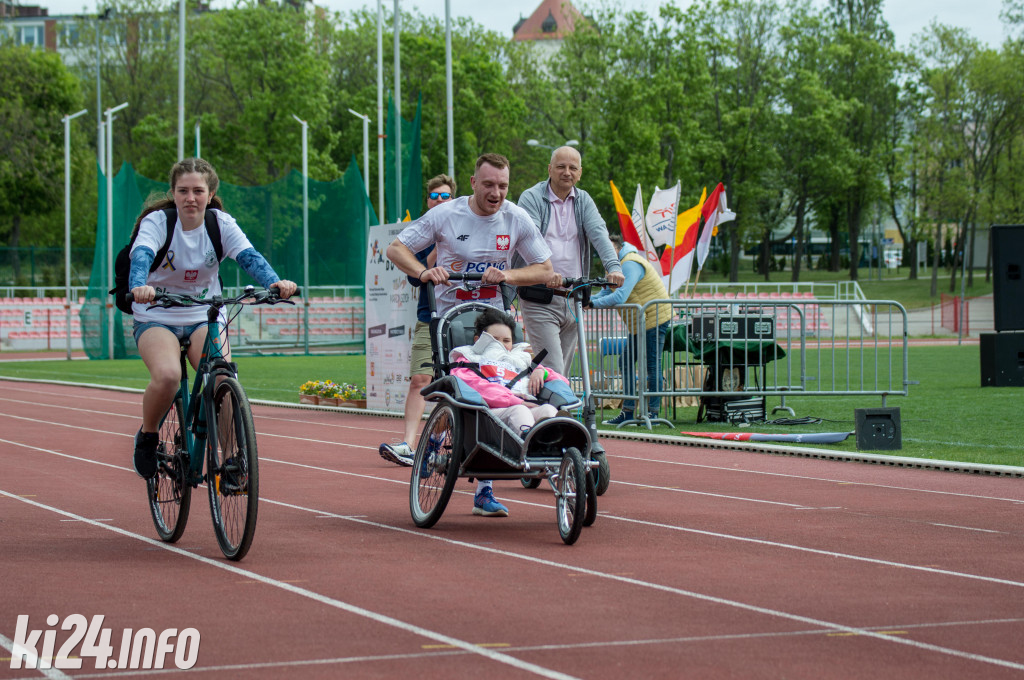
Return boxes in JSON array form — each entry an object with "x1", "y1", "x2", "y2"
[
  {"x1": 555, "y1": 447, "x2": 586, "y2": 545},
  {"x1": 520, "y1": 477, "x2": 542, "y2": 489},
  {"x1": 593, "y1": 451, "x2": 610, "y2": 496},
  {"x1": 583, "y1": 469, "x2": 597, "y2": 527},
  {"x1": 410, "y1": 403, "x2": 461, "y2": 528}
]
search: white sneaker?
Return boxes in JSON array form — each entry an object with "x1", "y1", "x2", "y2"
[{"x1": 379, "y1": 442, "x2": 414, "y2": 467}]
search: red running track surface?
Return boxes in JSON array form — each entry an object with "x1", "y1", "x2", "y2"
[{"x1": 1, "y1": 379, "x2": 1023, "y2": 679}]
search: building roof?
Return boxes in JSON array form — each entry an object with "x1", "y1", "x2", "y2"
[{"x1": 512, "y1": 0, "x2": 584, "y2": 41}]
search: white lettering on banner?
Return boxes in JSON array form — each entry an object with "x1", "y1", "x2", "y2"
[
  {"x1": 366, "y1": 222, "x2": 416, "y2": 413},
  {"x1": 11, "y1": 615, "x2": 200, "y2": 670}
]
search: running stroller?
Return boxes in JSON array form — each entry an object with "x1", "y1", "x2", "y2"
[{"x1": 408, "y1": 273, "x2": 597, "y2": 544}]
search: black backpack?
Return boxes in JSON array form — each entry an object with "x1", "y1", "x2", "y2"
[{"x1": 109, "y1": 207, "x2": 223, "y2": 314}]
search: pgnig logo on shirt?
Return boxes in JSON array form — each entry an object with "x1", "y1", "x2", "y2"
[
  {"x1": 10, "y1": 614, "x2": 200, "y2": 671},
  {"x1": 449, "y1": 260, "x2": 508, "y2": 273}
]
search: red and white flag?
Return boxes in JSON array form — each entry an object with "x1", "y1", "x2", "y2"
[
  {"x1": 610, "y1": 181, "x2": 658, "y2": 265},
  {"x1": 695, "y1": 183, "x2": 736, "y2": 271},
  {"x1": 660, "y1": 188, "x2": 706, "y2": 295}
]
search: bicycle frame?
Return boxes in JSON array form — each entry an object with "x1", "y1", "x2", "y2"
[{"x1": 173, "y1": 302, "x2": 239, "y2": 484}]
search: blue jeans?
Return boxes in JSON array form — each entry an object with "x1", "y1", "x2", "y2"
[
  {"x1": 620, "y1": 321, "x2": 668, "y2": 414},
  {"x1": 133, "y1": 319, "x2": 209, "y2": 344}
]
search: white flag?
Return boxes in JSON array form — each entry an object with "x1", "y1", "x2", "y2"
[
  {"x1": 632, "y1": 185, "x2": 660, "y2": 266},
  {"x1": 645, "y1": 183, "x2": 680, "y2": 248}
]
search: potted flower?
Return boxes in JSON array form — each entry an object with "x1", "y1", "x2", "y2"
[
  {"x1": 299, "y1": 380, "x2": 320, "y2": 405},
  {"x1": 338, "y1": 383, "x2": 367, "y2": 408},
  {"x1": 318, "y1": 380, "x2": 342, "y2": 407}
]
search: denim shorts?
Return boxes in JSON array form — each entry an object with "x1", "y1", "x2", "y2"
[{"x1": 133, "y1": 319, "x2": 209, "y2": 344}]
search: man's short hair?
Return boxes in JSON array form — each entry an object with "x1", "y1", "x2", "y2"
[
  {"x1": 475, "y1": 153, "x2": 510, "y2": 173},
  {"x1": 427, "y1": 173, "x2": 457, "y2": 194},
  {"x1": 608, "y1": 231, "x2": 623, "y2": 248}
]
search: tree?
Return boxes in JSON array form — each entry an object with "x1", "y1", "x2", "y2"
[
  {"x1": 820, "y1": 0, "x2": 899, "y2": 279},
  {"x1": 329, "y1": 8, "x2": 526, "y2": 212},
  {"x1": 915, "y1": 24, "x2": 1023, "y2": 293},
  {"x1": 778, "y1": 2, "x2": 855, "y2": 282},
  {"x1": 691, "y1": 0, "x2": 784, "y2": 281},
  {"x1": 0, "y1": 45, "x2": 85, "y2": 281}
]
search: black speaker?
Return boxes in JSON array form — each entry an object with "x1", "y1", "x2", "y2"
[
  {"x1": 991, "y1": 225, "x2": 1024, "y2": 332},
  {"x1": 980, "y1": 332, "x2": 1024, "y2": 387},
  {"x1": 854, "y1": 407, "x2": 902, "y2": 451}
]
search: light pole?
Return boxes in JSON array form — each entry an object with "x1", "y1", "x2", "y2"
[
  {"x1": 444, "y1": 0, "x2": 454, "y2": 178},
  {"x1": 95, "y1": 7, "x2": 111, "y2": 169},
  {"x1": 292, "y1": 114, "x2": 310, "y2": 355},
  {"x1": 376, "y1": 0, "x2": 385, "y2": 226},
  {"x1": 393, "y1": 0, "x2": 402, "y2": 222},
  {"x1": 63, "y1": 108, "x2": 88, "y2": 360},
  {"x1": 348, "y1": 109, "x2": 371, "y2": 233},
  {"x1": 104, "y1": 101, "x2": 129, "y2": 360},
  {"x1": 177, "y1": 0, "x2": 185, "y2": 160}
]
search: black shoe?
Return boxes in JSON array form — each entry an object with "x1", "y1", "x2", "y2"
[
  {"x1": 603, "y1": 411, "x2": 634, "y2": 426},
  {"x1": 133, "y1": 430, "x2": 159, "y2": 479}
]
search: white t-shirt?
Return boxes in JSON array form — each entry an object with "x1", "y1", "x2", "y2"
[
  {"x1": 130, "y1": 208, "x2": 254, "y2": 324},
  {"x1": 397, "y1": 197, "x2": 552, "y2": 314}
]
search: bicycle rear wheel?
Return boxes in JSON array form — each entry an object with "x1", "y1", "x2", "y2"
[
  {"x1": 206, "y1": 377, "x2": 259, "y2": 561},
  {"x1": 148, "y1": 396, "x2": 191, "y2": 542}
]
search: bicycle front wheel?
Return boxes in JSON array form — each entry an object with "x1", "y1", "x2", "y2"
[
  {"x1": 148, "y1": 396, "x2": 191, "y2": 542},
  {"x1": 206, "y1": 377, "x2": 259, "y2": 561}
]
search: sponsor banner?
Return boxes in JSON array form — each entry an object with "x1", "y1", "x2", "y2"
[{"x1": 366, "y1": 223, "x2": 418, "y2": 413}]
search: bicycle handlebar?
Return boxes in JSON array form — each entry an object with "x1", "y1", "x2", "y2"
[
  {"x1": 125, "y1": 284, "x2": 299, "y2": 310},
  {"x1": 560, "y1": 276, "x2": 614, "y2": 289}
]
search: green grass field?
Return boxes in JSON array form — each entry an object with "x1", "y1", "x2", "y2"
[
  {"x1": 697, "y1": 267, "x2": 992, "y2": 311},
  {"x1": 1, "y1": 344, "x2": 1019, "y2": 468}
]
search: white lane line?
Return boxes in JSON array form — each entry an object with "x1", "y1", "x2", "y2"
[
  {"x1": 3, "y1": 403, "x2": 1021, "y2": 506},
  {"x1": 614, "y1": 453, "x2": 1024, "y2": 504},
  {"x1": 8, "y1": 484, "x2": 1024, "y2": 675},
  {"x1": 258, "y1": 495, "x2": 1024, "y2": 673},
  {"x1": 0, "y1": 490, "x2": 580, "y2": 680},
  {"x1": 609, "y1": 479, "x2": 806, "y2": 507},
  {"x1": 42, "y1": 617, "x2": 1024, "y2": 680},
  {"x1": 932, "y1": 523, "x2": 1001, "y2": 534},
  {"x1": 0, "y1": 632, "x2": 72, "y2": 680},
  {"x1": 2, "y1": 435, "x2": 1021, "y2": 589},
  {"x1": 5, "y1": 444, "x2": 1024, "y2": 674}
]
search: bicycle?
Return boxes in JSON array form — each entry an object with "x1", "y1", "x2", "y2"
[{"x1": 128, "y1": 285, "x2": 296, "y2": 560}]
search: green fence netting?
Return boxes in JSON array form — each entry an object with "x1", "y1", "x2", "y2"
[
  {"x1": 386, "y1": 93, "x2": 423, "y2": 223},
  {"x1": 82, "y1": 160, "x2": 376, "y2": 359}
]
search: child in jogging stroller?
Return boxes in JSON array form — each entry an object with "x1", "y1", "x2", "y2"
[{"x1": 408, "y1": 274, "x2": 599, "y2": 545}]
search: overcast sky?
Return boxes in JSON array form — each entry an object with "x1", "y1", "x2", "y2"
[{"x1": 38, "y1": 0, "x2": 1011, "y2": 48}]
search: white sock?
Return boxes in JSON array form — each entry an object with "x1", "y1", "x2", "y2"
[{"x1": 476, "y1": 481, "x2": 492, "y2": 495}]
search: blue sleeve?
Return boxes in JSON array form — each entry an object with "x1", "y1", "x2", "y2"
[
  {"x1": 591, "y1": 260, "x2": 644, "y2": 308},
  {"x1": 129, "y1": 247, "x2": 155, "y2": 289},
  {"x1": 235, "y1": 247, "x2": 281, "y2": 289}
]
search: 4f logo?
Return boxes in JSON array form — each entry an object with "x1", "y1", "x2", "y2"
[
  {"x1": 456, "y1": 234, "x2": 470, "y2": 241},
  {"x1": 496, "y1": 235, "x2": 510, "y2": 250},
  {"x1": 184, "y1": 270, "x2": 198, "y2": 282}
]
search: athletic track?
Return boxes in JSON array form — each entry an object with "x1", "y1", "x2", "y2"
[{"x1": 1, "y1": 378, "x2": 1023, "y2": 679}]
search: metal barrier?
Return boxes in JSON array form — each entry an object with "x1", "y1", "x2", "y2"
[
  {"x1": 565, "y1": 295, "x2": 909, "y2": 426},
  {"x1": 222, "y1": 286, "x2": 365, "y2": 355}
]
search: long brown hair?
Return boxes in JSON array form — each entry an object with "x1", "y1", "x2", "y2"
[{"x1": 130, "y1": 158, "x2": 225, "y2": 238}]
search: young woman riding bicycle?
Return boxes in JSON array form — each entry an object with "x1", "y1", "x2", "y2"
[{"x1": 128, "y1": 157, "x2": 297, "y2": 479}]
